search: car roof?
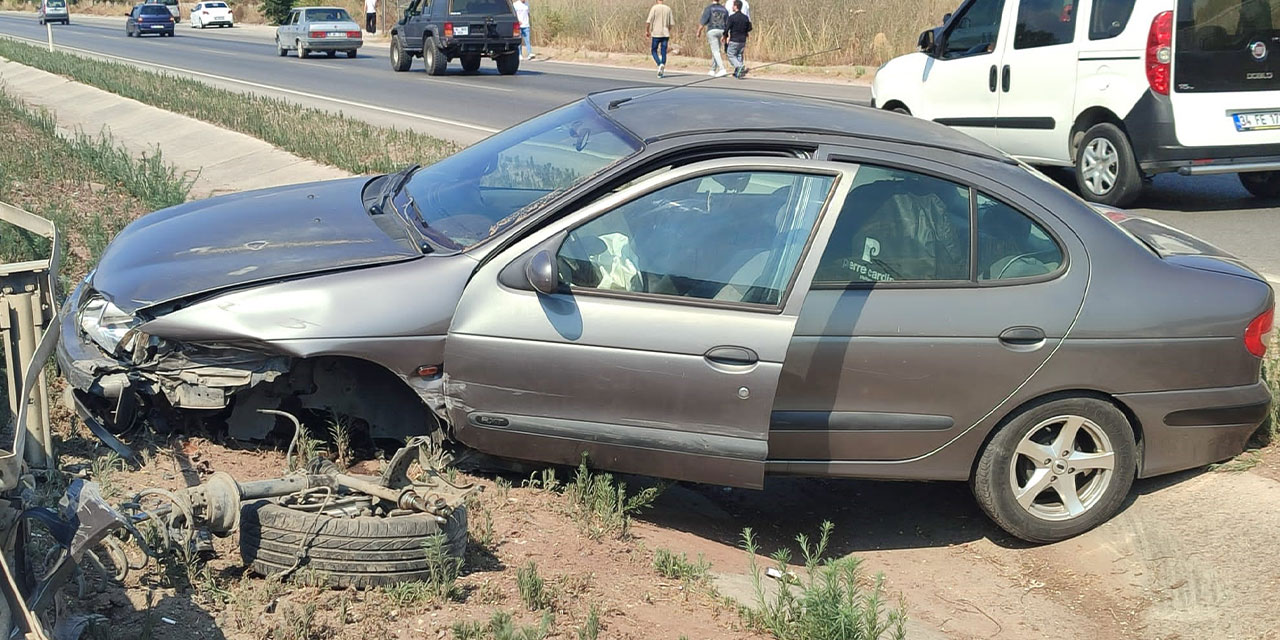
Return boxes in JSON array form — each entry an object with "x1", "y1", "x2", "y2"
[
  {"x1": 587, "y1": 87, "x2": 1013, "y2": 164},
  {"x1": 297, "y1": 6, "x2": 346, "y2": 10}
]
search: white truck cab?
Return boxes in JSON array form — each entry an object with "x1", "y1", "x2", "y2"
[{"x1": 872, "y1": 0, "x2": 1280, "y2": 206}]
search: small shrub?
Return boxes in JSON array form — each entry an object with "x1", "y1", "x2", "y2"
[
  {"x1": 741, "y1": 522, "x2": 907, "y2": 640},
  {"x1": 523, "y1": 467, "x2": 560, "y2": 492},
  {"x1": 575, "y1": 605, "x2": 601, "y2": 640},
  {"x1": 259, "y1": 0, "x2": 293, "y2": 24},
  {"x1": 653, "y1": 548, "x2": 710, "y2": 584},
  {"x1": 452, "y1": 610, "x2": 554, "y2": 640},
  {"x1": 565, "y1": 456, "x2": 663, "y2": 540},
  {"x1": 327, "y1": 412, "x2": 352, "y2": 470},
  {"x1": 517, "y1": 560, "x2": 551, "y2": 611}
]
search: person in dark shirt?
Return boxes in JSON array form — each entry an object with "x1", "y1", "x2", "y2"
[{"x1": 724, "y1": 0, "x2": 752, "y2": 78}]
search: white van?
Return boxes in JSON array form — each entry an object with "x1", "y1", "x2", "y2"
[{"x1": 871, "y1": 0, "x2": 1280, "y2": 207}]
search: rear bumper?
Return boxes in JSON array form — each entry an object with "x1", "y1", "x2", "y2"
[
  {"x1": 442, "y1": 37, "x2": 521, "y2": 57},
  {"x1": 302, "y1": 38, "x2": 363, "y2": 51},
  {"x1": 1117, "y1": 380, "x2": 1271, "y2": 478},
  {"x1": 1123, "y1": 90, "x2": 1280, "y2": 175}
]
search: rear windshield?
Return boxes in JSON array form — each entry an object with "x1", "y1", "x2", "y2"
[
  {"x1": 46, "y1": 0, "x2": 65, "y2": 7},
  {"x1": 207, "y1": 1, "x2": 227, "y2": 7},
  {"x1": 449, "y1": 0, "x2": 512, "y2": 14},
  {"x1": 139, "y1": 6, "x2": 171, "y2": 15},
  {"x1": 305, "y1": 8, "x2": 352, "y2": 21},
  {"x1": 1175, "y1": 0, "x2": 1279, "y2": 92}
]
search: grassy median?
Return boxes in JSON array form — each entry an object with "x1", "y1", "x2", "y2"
[{"x1": 0, "y1": 38, "x2": 460, "y2": 175}]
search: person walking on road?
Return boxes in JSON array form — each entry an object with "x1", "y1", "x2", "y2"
[
  {"x1": 645, "y1": 0, "x2": 674, "y2": 78},
  {"x1": 364, "y1": 0, "x2": 377, "y2": 33},
  {"x1": 725, "y1": 0, "x2": 752, "y2": 78},
  {"x1": 513, "y1": 0, "x2": 535, "y2": 60},
  {"x1": 697, "y1": 0, "x2": 730, "y2": 77}
]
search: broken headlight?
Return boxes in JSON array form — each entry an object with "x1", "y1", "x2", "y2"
[{"x1": 79, "y1": 295, "x2": 141, "y2": 355}]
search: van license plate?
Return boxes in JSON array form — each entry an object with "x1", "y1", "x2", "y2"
[
  {"x1": 1234, "y1": 111, "x2": 1280, "y2": 131},
  {"x1": 454, "y1": 25, "x2": 469, "y2": 35}
]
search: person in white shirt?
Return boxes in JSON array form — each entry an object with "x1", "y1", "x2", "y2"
[
  {"x1": 364, "y1": 0, "x2": 377, "y2": 33},
  {"x1": 513, "y1": 0, "x2": 535, "y2": 60}
]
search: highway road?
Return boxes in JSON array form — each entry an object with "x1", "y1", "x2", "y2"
[{"x1": 1, "y1": 12, "x2": 1279, "y2": 275}]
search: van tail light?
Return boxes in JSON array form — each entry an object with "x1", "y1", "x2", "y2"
[
  {"x1": 1245, "y1": 308, "x2": 1273, "y2": 358},
  {"x1": 1145, "y1": 10, "x2": 1173, "y2": 95},
  {"x1": 443, "y1": 22, "x2": 453, "y2": 38},
  {"x1": 347, "y1": 30, "x2": 362, "y2": 38},
  {"x1": 310, "y1": 30, "x2": 325, "y2": 38}
]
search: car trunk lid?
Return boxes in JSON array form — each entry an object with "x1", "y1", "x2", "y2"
[{"x1": 1099, "y1": 207, "x2": 1266, "y2": 281}]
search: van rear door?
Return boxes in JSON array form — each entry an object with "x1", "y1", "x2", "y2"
[{"x1": 1172, "y1": 0, "x2": 1280, "y2": 147}]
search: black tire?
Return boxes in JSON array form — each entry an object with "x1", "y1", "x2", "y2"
[
  {"x1": 126, "y1": 26, "x2": 132, "y2": 37},
  {"x1": 424, "y1": 38, "x2": 447, "y2": 76},
  {"x1": 972, "y1": 397, "x2": 1137, "y2": 544},
  {"x1": 326, "y1": 50, "x2": 336, "y2": 58},
  {"x1": 496, "y1": 52, "x2": 519, "y2": 75},
  {"x1": 390, "y1": 38, "x2": 412, "y2": 71},
  {"x1": 1073, "y1": 122, "x2": 1143, "y2": 208},
  {"x1": 1239, "y1": 171, "x2": 1280, "y2": 199},
  {"x1": 296, "y1": 39, "x2": 307, "y2": 58},
  {"x1": 346, "y1": 49, "x2": 357, "y2": 58},
  {"x1": 460, "y1": 54, "x2": 482, "y2": 73},
  {"x1": 888, "y1": 105, "x2": 910, "y2": 115},
  {"x1": 277, "y1": 37, "x2": 287, "y2": 56},
  {"x1": 240, "y1": 501, "x2": 468, "y2": 589}
]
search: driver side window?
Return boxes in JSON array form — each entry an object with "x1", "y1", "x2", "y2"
[
  {"x1": 942, "y1": 0, "x2": 1006, "y2": 58},
  {"x1": 558, "y1": 171, "x2": 835, "y2": 306}
]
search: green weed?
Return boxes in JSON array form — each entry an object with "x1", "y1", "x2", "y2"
[
  {"x1": 452, "y1": 610, "x2": 554, "y2": 640},
  {"x1": 383, "y1": 533, "x2": 465, "y2": 604},
  {"x1": 575, "y1": 605, "x2": 601, "y2": 640},
  {"x1": 565, "y1": 456, "x2": 663, "y2": 540},
  {"x1": 517, "y1": 560, "x2": 551, "y2": 611},
  {"x1": 653, "y1": 547, "x2": 710, "y2": 584}
]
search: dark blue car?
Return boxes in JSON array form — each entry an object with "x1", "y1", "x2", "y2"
[{"x1": 125, "y1": 4, "x2": 174, "y2": 37}]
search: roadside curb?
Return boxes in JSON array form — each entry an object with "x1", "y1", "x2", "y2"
[{"x1": 0, "y1": 56, "x2": 351, "y2": 199}]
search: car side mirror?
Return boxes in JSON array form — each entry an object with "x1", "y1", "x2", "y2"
[
  {"x1": 942, "y1": 12, "x2": 952, "y2": 25},
  {"x1": 525, "y1": 249, "x2": 560, "y2": 295},
  {"x1": 918, "y1": 28, "x2": 936, "y2": 55}
]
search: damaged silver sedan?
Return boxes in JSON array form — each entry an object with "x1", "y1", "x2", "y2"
[{"x1": 58, "y1": 88, "x2": 1273, "y2": 543}]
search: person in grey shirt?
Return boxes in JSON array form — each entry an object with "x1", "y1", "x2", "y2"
[{"x1": 697, "y1": 0, "x2": 730, "y2": 77}]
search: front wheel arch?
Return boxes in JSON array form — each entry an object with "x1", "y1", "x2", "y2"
[{"x1": 881, "y1": 100, "x2": 911, "y2": 116}]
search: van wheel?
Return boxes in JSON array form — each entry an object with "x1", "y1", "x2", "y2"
[
  {"x1": 424, "y1": 38, "x2": 447, "y2": 76},
  {"x1": 971, "y1": 397, "x2": 1136, "y2": 543},
  {"x1": 1239, "y1": 171, "x2": 1280, "y2": 199},
  {"x1": 1074, "y1": 123, "x2": 1143, "y2": 207},
  {"x1": 390, "y1": 39, "x2": 412, "y2": 71}
]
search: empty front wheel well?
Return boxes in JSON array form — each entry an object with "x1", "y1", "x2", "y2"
[
  {"x1": 1071, "y1": 107, "x2": 1126, "y2": 158},
  {"x1": 972, "y1": 389, "x2": 1145, "y2": 479}
]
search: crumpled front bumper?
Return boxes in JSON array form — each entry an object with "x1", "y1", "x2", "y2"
[{"x1": 55, "y1": 281, "x2": 132, "y2": 414}]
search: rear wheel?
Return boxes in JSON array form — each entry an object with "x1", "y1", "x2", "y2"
[
  {"x1": 390, "y1": 38, "x2": 412, "y2": 71},
  {"x1": 460, "y1": 55, "x2": 482, "y2": 73},
  {"x1": 346, "y1": 49, "x2": 357, "y2": 58},
  {"x1": 424, "y1": 38, "x2": 447, "y2": 75},
  {"x1": 1074, "y1": 122, "x2": 1143, "y2": 208},
  {"x1": 277, "y1": 37, "x2": 287, "y2": 56},
  {"x1": 496, "y1": 51, "x2": 519, "y2": 75},
  {"x1": 972, "y1": 397, "x2": 1137, "y2": 543},
  {"x1": 1239, "y1": 171, "x2": 1280, "y2": 199},
  {"x1": 326, "y1": 50, "x2": 336, "y2": 58},
  {"x1": 296, "y1": 39, "x2": 307, "y2": 58}
]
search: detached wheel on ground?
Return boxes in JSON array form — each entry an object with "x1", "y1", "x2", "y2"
[
  {"x1": 240, "y1": 500, "x2": 468, "y2": 589},
  {"x1": 496, "y1": 52, "x2": 519, "y2": 75},
  {"x1": 424, "y1": 38, "x2": 447, "y2": 76},
  {"x1": 390, "y1": 39, "x2": 412, "y2": 71},
  {"x1": 971, "y1": 397, "x2": 1137, "y2": 543},
  {"x1": 460, "y1": 55, "x2": 482, "y2": 73},
  {"x1": 1074, "y1": 122, "x2": 1143, "y2": 208},
  {"x1": 1239, "y1": 171, "x2": 1280, "y2": 199}
]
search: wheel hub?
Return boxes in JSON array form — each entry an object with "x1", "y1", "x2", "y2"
[{"x1": 1008, "y1": 415, "x2": 1116, "y2": 522}]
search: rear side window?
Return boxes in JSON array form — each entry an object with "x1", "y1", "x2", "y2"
[
  {"x1": 976, "y1": 194, "x2": 1063, "y2": 280},
  {"x1": 1089, "y1": 0, "x2": 1138, "y2": 39},
  {"x1": 815, "y1": 166, "x2": 972, "y2": 284},
  {"x1": 1014, "y1": 0, "x2": 1078, "y2": 49}
]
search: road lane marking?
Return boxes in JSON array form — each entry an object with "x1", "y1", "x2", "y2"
[
  {"x1": 427, "y1": 78, "x2": 514, "y2": 93},
  {"x1": 0, "y1": 31, "x2": 499, "y2": 134}
]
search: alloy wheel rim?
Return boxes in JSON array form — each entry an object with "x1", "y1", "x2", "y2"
[
  {"x1": 1008, "y1": 415, "x2": 1115, "y2": 522},
  {"x1": 1081, "y1": 138, "x2": 1119, "y2": 195}
]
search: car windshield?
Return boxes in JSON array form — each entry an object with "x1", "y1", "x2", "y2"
[
  {"x1": 450, "y1": 0, "x2": 512, "y2": 14},
  {"x1": 140, "y1": 6, "x2": 170, "y2": 15},
  {"x1": 401, "y1": 101, "x2": 641, "y2": 250},
  {"x1": 306, "y1": 8, "x2": 352, "y2": 21}
]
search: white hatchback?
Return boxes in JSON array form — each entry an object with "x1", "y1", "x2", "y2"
[
  {"x1": 872, "y1": 0, "x2": 1280, "y2": 206},
  {"x1": 190, "y1": 1, "x2": 233, "y2": 28}
]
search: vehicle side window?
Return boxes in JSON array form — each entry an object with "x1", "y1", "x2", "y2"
[
  {"x1": 558, "y1": 171, "x2": 835, "y2": 306},
  {"x1": 1014, "y1": 0, "x2": 1077, "y2": 49},
  {"x1": 942, "y1": 0, "x2": 1005, "y2": 59},
  {"x1": 976, "y1": 193, "x2": 1063, "y2": 280},
  {"x1": 815, "y1": 165, "x2": 971, "y2": 284}
]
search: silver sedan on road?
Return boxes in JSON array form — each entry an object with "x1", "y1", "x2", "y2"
[{"x1": 275, "y1": 6, "x2": 363, "y2": 59}]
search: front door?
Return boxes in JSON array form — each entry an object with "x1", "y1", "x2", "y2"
[
  {"x1": 443, "y1": 159, "x2": 857, "y2": 488},
  {"x1": 922, "y1": 0, "x2": 1013, "y2": 148},
  {"x1": 993, "y1": 0, "x2": 1081, "y2": 163}
]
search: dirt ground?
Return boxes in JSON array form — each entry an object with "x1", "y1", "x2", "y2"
[{"x1": 39, "y1": 408, "x2": 1280, "y2": 640}]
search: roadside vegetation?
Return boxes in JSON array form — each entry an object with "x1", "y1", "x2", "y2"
[{"x1": 0, "y1": 38, "x2": 459, "y2": 175}]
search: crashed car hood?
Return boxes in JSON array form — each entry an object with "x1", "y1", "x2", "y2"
[{"x1": 92, "y1": 178, "x2": 421, "y2": 313}]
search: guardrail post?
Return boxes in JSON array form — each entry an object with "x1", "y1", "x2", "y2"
[{"x1": 46, "y1": 21, "x2": 53, "y2": 52}]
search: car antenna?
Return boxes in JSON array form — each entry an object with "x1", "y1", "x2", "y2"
[{"x1": 607, "y1": 45, "x2": 844, "y2": 110}]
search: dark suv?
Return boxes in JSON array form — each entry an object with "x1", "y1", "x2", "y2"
[{"x1": 389, "y1": 0, "x2": 522, "y2": 76}]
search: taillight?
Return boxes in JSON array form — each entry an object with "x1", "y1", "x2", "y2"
[
  {"x1": 513, "y1": 22, "x2": 520, "y2": 37},
  {"x1": 310, "y1": 30, "x2": 325, "y2": 38},
  {"x1": 1145, "y1": 10, "x2": 1173, "y2": 95},
  {"x1": 201, "y1": 10, "x2": 208, "y2": 14},
  {"x1": 443, "y1": 22, "x2": 453, "y2": 38},
  {"x1": 347, "y1": 30, "x2": 361, "y2": 38},
  {"x1": 1245, "y1": 308, "x2": 1274, "y2": 358}
]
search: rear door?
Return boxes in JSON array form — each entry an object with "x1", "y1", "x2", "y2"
[
  {"x1": 922, "y1": 0, "x2": 1014, "y2": 149},
  {"x1": 1172, "y1": 0, "x2": 1280, "y2": 147},
  {"x1": 442, "y1": 159, "x2": 857, "y2": 489},
  {"x1": 994, "y1": 0, "x2": 1081, "y2": 163},
  {"x1": 447, "y1": 0, "x2": 517, "y2": 40}
]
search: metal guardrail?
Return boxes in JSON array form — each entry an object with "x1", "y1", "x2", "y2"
[{"x1": 0, "y1": 200, "x2": 60, "y2": 492}]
